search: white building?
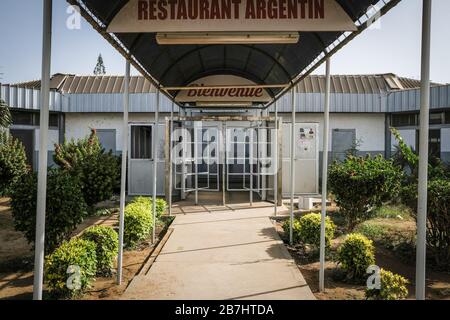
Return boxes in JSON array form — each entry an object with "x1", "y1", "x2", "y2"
[{"x1": 2, "y1": 73, "x2": 449, "y2": 197}]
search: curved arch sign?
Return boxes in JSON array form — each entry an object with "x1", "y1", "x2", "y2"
[
  {"x1": 175, "y1": 75, "x2": 272, "y2": 104},
  {"x1": 107, "y1": 0, "x2": 356, "y2": 32}
]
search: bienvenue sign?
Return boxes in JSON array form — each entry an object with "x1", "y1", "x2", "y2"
[
  {"x1": 175, "y1": 75, "x2": 272, "y2": 103},
  {"x1": 107, "y1": 0, "x2": 357, "y2": 32}
]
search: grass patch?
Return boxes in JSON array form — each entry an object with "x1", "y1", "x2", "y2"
[{"x1": 373, "y1": 204, "x2": 412, "y2": 220}]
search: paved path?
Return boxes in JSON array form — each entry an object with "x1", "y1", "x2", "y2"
[{"x1": 123, "y1": 203, "x2": 315, "y2": 300}]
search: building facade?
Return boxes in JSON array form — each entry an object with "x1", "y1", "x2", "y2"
[{"x1": 2, "y1": 73, "x2": 449, "y2": 196}]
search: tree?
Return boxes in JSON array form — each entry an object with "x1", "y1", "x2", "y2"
[
  {"x1": 0, "y1": 99, "x2": 12, "y2": 128},
  {"x1": 93, "y1": 54, "x2": 106, "y2": 75}
]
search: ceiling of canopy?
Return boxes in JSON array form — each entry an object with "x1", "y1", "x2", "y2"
[{"x1": 68, "y1": 0, "x2": 402, "y2": 105}]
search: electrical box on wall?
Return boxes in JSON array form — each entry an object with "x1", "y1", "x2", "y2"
[{"x1": 282, "y1": 122, "x2": 319, "y2": 196}]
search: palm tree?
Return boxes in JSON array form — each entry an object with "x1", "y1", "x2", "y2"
[{"x1": 0, "y1": 99, "x2": 12, "y2": 128}]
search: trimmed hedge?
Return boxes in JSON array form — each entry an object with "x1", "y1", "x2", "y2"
[
  {"x1": 45, "y1": 238, "x2": 97, "y2": 298},
  {"x1": 365, "y1": 269, "x2": 409, "y2": 300},
  {"x1": 283, "y1": 213, "x2": 335, "y2": 247},
  {"x1": 10, "y1": 169, "x2": 87, "y2": 253},
  {"x1": 124, "y1": 201, "x2": 153, "y2": 248},
  {"x1": 328, "y1": 155, "x2": 403, "y2": 231},
  {"x1": 337, "y1": 233, "x2": 375, "y2": 280},
  {"x1": 81, "y1": 226, "x2": 118, "y2": 276},
  {"x1": 133, "y1": 196, "x2": 167, "y2": 217}
]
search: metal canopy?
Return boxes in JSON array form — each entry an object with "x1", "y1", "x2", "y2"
[{"x1": 68, "y1": 0, "x2": 401, "y2": 105}]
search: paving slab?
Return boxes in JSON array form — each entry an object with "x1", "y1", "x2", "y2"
[{"x1": 123, "y1": 204, "x2": 315, "y2": 300}]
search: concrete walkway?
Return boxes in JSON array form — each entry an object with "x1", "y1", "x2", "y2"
[{"x1": 123, "y1": 201, "x2": 315, "y2": 300}]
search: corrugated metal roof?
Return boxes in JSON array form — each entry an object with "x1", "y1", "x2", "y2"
[
  {"x1": 13, "y1": 74, "x2": 157, "y2": 94},
  {"x1": 297, "y1": 73, "x2": 426, "y2": 94},
  {"x1": 12, "y1": 73, "x2": 427, "y2": 95}
]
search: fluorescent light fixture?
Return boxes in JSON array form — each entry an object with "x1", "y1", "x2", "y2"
[
  {"x1": 195, "y1": 101, "x2": 253, "y2": 107},
  {"x1": 156, "y1": 32, "x2": 299, "y2": 45}
]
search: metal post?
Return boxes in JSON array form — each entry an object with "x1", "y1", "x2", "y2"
[
  {"x1": 250, "y1": 126, "x2": 254, "y2": 206},
  {"x1": 169, "y1": 102, "x2": 174, "y2": 216},
  {"x1": 319, "y1": 58, "x2": 331, "y2": 292},
  {"x1": 222, "y1": 122, "x2": 227, "y2": 206},
  {"x1": 33, "y1": 0, "x2": 52, "y2": 301},
  {"x1": 117, "y1": 60, "x2": 130, "y2": 285},
  {"x1": 274, "y1": 101, "x2": 278, "y2": 216},
  {"x1": 152, "y1": 91, "x2": 160, "y2": 244},
  {"x1": 289, "y1": 88, "x2": 296, "y2": 245},
  {"x1": 194, "y1": 121, "x2": 199, "y2": 205},
  {"x1": 416, "y1": 0, "x2": 432, "y2": 301}
]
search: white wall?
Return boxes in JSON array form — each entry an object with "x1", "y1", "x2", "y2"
[
  {"x1": 65, "y1": 112, "x2": 387, "y2": 153},
  {"x1": 34, "y1": 129, "x2": 59, "y2": 151},
  {"x1": 65, "y1": 113, "x2": 169, "y2": 151},
  {"x1": 442, "y1": 128, "x2": 450, "y2": 153},
  {"x1": 278, "y1": 113, "x2": 386, "y2": 152},
  {"x1": 391, "y1": 129, "x2": 416, "y2": 151}
]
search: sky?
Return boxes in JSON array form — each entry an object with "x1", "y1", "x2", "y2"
[{"x1": 0, "y1": 0, "x2": 449, "y2": 85}]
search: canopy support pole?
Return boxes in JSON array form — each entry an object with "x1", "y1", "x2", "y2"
[
  {"x1": 117, "y1": 60, "x2": 130, "y2": 285},
  {"x1": 152, "y1": 91, "x2": 160, "y2": 243},
  {"x1": 169, "y1": 102, "x2": 174, "y2": 216},
  {"x1": 274, "y1": 101, "x2": 278, "y2": 216},
  {"x1": 289, "y1": 88, "x2": 296, "y2": 245},
  {"x1": 319, "y1": 58, "x2": 331, "y2": 292},
  {"x1": 416, "y1": 0, "x2": 432, "y2": 301},
  {"x1": 33, "y1": 0, "x2": 52, "y2": 300}
]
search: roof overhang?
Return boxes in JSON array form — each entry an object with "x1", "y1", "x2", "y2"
[{"x1": 67, "y1": 0, "x2": 402, "y2": 108}]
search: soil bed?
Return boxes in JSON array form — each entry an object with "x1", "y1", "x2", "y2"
[{"x1": 0, "y1": 197, "x2": 174, "y2": 300}]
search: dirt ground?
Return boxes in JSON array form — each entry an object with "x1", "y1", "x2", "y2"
[
  {"x1": 0, "y1": 197, "x2": 172, "y2": 300},
  {"x1": 274, "y1": 216, "x2": 450, "y2": 300}
]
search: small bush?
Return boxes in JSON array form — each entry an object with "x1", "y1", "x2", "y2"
[
  {"x1": 337, "y1": 233, "x2": 375, "y2": 280},
  {"x1": 54, "y1": 129, "x2": 120, "y2": 209},
  {"x1": 284, "y1": 213, "x2": 335, "y2": 247},
  {"x1": 124, "y1": 201, "x2": 153, "y2": 248},
  {"x1": 45, "y1": 238, "x2": 97, "y2": 298},
  {"x1": 282, "y1": 218, "x2": 301, "y2": 243},
  {"x1": 0, "y1": 131, "x2": 29, "y2": 195},
  {"x1": 366, "y1": 269, "x2": 409, "y2": 300},
  {"x1": 10, "y1": 169, "x2": 87, "y2": 253},
  {"x1": 328, "y1": 155, "x2": 403, "y2": 231},
  {"x1": 81, "y1": 226, "x2": 118, "y2": 276},
  {"x1": 133, "y1": 197, "x2": 167, "y2": 217}
]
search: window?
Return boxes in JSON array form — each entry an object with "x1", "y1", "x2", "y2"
[
  {"x1": 11, "y1": 111, "x2": 34, "y2": 125},
  {"x1": 131, "y1": 125, "x2": 152, "y2": 159},
  {"x1": 11, "y1": 111, "x2": 59, "y2": 127},
  {"x1": 391, "y1": 113, "x2": 417, "y2": 127},
  {"x1": 429, "y1": 112, "x2": 444, "y2": 125},
  {"x1": 96, "y1": 129, "x2": 116, "y2": 153},
  {"x1": 332, "y1": 129, "x2": 356, "y2": 161},
  {"x1": 445, "y1": 111, "x2": 450, "y2": 124}
]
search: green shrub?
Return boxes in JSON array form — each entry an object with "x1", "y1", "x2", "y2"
[
  {"x1": 284, "y1": 213, "x2": 335, "y2": 247},
  {"x1": 0, "y1": 99, "x2": 12, "y2": 128},
  {"x1": 282, "y1": 218, "x2": 301, "y2": 243},
  {"x1": 124, "y1": 201, "x2": 153, "y2": 248},
  {"x1": 45, "y1": 238, "x2": 97, "y2": 298},
  {"x1": 54, "y1": 129, "x2": 120, "y2": 208},
  {"x1": 10, "y1": 169, "x2": 87, "y2": 253},
  {"x1": 365, "y1": 269, "x2": 409, "y2": 300},
  {"x1": 0, "y1": 131, "x2": 29, "y2": 195},
  {"x1": 132, "y1": 196, "x2": 167, "y2": 217},
  {"x1": 402, "y1": 179, "x2": 450, "y2": 269},
  {"x1": 328, "y1": 155, "x2": 403, "y2": 231},
  {"x1": 337, "y1": 233, "x2": 375, "y2": 280},
  {"x1": 81, "y1": 226, "x2": 118, "y2": 276}
]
